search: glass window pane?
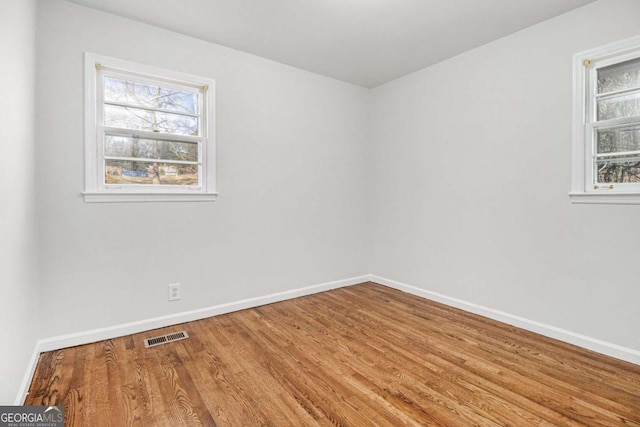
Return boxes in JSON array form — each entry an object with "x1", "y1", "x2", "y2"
[
  {"x1": 597, "y1": 57, "x2": 640, "y2": 94},
  {"x1": 596, "y1": 159, "x2": 640, "y2": 183},
  {"x1": 597, "y1": 92, "x2": 640, "y2": 120},
  {"x1": 596, "y1": 124, "x2": 640, "y2": 154},
  {"x1": 105, "y1": 160, "x2": 198, "y2": 186},
  {"x1": 104, "y1": 76, "x2": 197, "y2": 114},
  {"x1": 105, "y1": 135, "x2": 198, "y2": 162},
  {"x1": 104, "y1": 105, "x2": 198, "y2": 136}
]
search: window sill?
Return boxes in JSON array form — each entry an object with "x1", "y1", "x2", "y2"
[
  {"x1": 569, "y1": 192, "x2": 640, "y2": 205},
  {"x1": 83, "y1": 192, "x2": 218, "y2": 203}
]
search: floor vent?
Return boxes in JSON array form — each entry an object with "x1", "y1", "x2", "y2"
[{"x1": 144, "y1": 331, "x2": 189, "y2": 348}]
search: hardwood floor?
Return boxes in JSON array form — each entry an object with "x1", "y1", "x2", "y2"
[{"x1": 26, "y1": 283, "x2": 640, "y2": 426}]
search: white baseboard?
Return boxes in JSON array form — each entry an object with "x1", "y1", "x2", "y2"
[
  {"x1": 371, "y1": 275, "x2": 640, "y2": 366},
  {"x1": 38, "y1": 275, "x2": 369, "y2": 353},
  {"x1": 15, "y1": 343, "x2": 41, "y2": 405},
  {"x1": 16, "y1": 275, "x2": 369, "y2": 403}
]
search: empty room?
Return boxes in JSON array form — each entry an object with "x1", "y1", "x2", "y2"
[{"x1": 2, "y1": 0, "x2": 640, "y2": 425}]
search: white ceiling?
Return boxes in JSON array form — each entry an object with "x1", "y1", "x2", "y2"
[{"x1": 65, "y1": 0, "x2": 596, "y2": 88}]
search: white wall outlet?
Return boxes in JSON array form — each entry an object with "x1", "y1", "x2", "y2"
[{"x1": 168, "y1": 283, "x2": 181, "y2": 301}]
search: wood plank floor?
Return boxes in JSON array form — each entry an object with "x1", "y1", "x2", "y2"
[{"x1": 26, "y1": 283, "x2": 640, "y2": 426}]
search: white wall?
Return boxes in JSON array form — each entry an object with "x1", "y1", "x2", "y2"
[
  {"x1": 370, "y1": 0, "x2": 640, "y2": 351},
  {"x1": 0, "y1": 0, "x2": 40, "y2": 404},
  {"x1": 35, "y1": 0, "x2": 369, "y2": 338}
]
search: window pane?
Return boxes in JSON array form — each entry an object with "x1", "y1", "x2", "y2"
[
  {"x1": 597, "y1": 92, "x2": 640, "y2": 120},
  {"x1": 105, "y1": 160, "x2": 198, "y2": 186},
  {"x1": 597, "y1": 57, "x2": 640, "y2": 94},
  {"x1": 104, "y1": 76, "x2": 197, "y2": 114},
  {"x1": 596, "y1": 159, "x2": 640, "y2": 183},
  {"x1": 104, "y1": 105, "x2": 198, "y2": 136},
  {"x1": 596, "y1": 124, "x2": 640, "y2": 153},
  {"x1": 105, "y1": 135, "x2": 198, "y2": 162}
]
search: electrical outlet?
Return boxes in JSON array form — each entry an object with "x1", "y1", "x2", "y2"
[{"x1": 168, "y1": 283, "x2": 181, "y2": 301}]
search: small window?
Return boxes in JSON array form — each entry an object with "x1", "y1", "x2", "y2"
[
  {"x1": 571, "y1": 36, "x2": 640, "y2": 204},
  {"x1": 84, "y1": 53, "x2": 216, "y2": 202}
]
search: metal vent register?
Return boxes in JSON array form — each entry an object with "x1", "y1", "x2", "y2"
[{"x1": 144, "y1": 331, "x2": 189, "y2": 348}]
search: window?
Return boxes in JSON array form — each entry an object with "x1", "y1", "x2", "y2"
[
  {"x1": 84, "y1": 53, "x2": 216, "y2": 202},
  {"x1": 571, "y1": 36, "x2": 640, "y2": 204}
]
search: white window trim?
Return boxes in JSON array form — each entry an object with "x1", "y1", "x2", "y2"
[
  {"x1": 83, "y1": 52, "x2": 217, "y2": 203},
  {"x1": 570, "y1": 35, "x2": 640, "y2": 205}
]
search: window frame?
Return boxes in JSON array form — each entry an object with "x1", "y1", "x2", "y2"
[
  {"x1": 84, "y1": 52, "x2": 217, "y2": 203},
  {"x1": 570, "y1": 35, "x2": 640, "y2": 205}
]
